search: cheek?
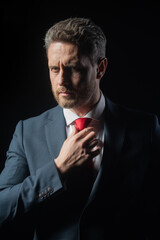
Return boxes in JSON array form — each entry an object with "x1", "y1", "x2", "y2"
[
  {"x1": 50, "y1": 75, "x2": 57, "y2": 88},
  {"x1": 78, "y1": 72, "x2": 94, "y2": 89},
  {"x1": 68, "y1": 75, "x2": 81, "y2": 91}
]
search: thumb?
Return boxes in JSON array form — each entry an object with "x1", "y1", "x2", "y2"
[{"x1": 70, "y1": 125, "x2": 78, "y2": 136}]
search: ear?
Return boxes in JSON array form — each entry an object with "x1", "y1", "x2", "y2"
[{"x1": 96, "y1": 58, "x2": 108, "y2": 79}]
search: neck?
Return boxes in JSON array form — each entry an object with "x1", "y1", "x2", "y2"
[{"x1": 69, "y1": 91, "x2": 101, "y2": 117}]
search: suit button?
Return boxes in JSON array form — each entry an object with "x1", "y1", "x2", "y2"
[
  {"x1": 47, "y1": 187, "x2": 54, "y2": 193},
  {"x1": 38, "y1": 193, "x2": 42, "y2": 198},
  {"x1": 38, "y1": 187, "x2": 54, "y2": 200},
  {"x1": 39, "y1": 192, "x2": 45, "y2": 199}
]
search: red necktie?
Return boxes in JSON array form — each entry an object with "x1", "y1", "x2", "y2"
[
  {"x1": 74, "y1": 118, "x2": 92, "y2": 131},
  {"x1": 74, "y1": 117, "x2": 95, "y2": 174},
  {"x1": 73, "y1": 117, "x2": 96, "y2": 202}
]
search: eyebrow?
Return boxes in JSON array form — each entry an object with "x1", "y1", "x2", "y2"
[
  {"x1": 49, "y1": 58, "x2": 82, "y2": 68},
  {"x1": 67, "y1": 57, "x2": 80, "y2": 65}
]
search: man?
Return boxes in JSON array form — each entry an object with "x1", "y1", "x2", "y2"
[{"x1": 0, "y1": 17, "x2": 160, "y2": 240}]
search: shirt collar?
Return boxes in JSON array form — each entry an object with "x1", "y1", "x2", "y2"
[{"x1": 63, "y1": 93, "x2": 105, "y2": 126}]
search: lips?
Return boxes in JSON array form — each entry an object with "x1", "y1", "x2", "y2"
[
  {"x1": 59, "y1": 91, "x2": 73, "y2": 96},
  {"x1": 60, "y1": 91, "x2": 70, "y2": 94},
  {"x1": 58, "y1": 88, "x2": 74, "y2": 94},
  {"x1": 57, "y1": 87, "x2": 74, "y2": 97}
]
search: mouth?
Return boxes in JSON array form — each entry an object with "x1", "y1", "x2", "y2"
[{"x1": 59, "y1": 91, "x2": 73, "y2": 97}]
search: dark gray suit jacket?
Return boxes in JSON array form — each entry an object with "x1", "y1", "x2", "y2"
[{"x1": 0, "y1": 97, "x2": 160, "y2": 239}]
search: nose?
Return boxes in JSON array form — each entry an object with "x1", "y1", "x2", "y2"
[{"x1": 58, "y1": 67, "x2": 70, "y2": 86}]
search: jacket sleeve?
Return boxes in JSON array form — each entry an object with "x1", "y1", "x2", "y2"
[
  {"x1": 0, "y1": 121, "x2": 64, "y2": 226},
  {"x1": 150, "y1": 115, "x2": 160, "y2": 199},
  {"x1": 143, "y1": 115, "x2": 160, "y2": 236}
]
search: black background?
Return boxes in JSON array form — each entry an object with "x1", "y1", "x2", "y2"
[{"x1": 1, "y1": 1, "x2": 160, "y2": 171}]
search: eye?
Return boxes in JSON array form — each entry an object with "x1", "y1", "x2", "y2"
[
  {"x1": 50, "y1": 66, "x2": 59, "y2": 73},
  {"x1": 71, "y1": 66, "x2": 81, "y2": 72}
]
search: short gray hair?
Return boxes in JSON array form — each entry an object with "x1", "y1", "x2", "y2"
[{"x1": 44, "y1": 17, "x2": 107, "y2": 64}]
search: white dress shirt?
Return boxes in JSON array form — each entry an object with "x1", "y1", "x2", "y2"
[{"x1": 63, "y1": 93, "x2": 105, "y2": 172}]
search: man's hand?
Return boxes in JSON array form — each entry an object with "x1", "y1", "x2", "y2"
[{"x1": 54, "y1": 126, "x2": 101, "y2": 179}]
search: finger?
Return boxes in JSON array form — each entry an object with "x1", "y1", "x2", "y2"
[
  {"x1": 90, "y1": 146, "x2": 101, "y2": 158},
  {"x1": 81, "y1": 130, "x2": 97, "y2": 147},
  {"x1": 76, "y1": 127, "x2": 95, "y2": 139},
  {"x1": 70, "y1": 125, "x2": 78, "y2": 136},
  {"x1": 87, "y1": 139, "x2": 99, "y2": 150}
]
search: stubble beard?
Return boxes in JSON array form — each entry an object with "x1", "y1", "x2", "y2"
[
  {"x1": 52, "y1": 87, "x2": 79, "y2": 109},
  {"x1": 53, "y1": 91, "x2": 90, "y2": 109},
  {"x1": 55, "y1": 94, "x2": 78, "y2": 109},
  {"x1": 52, "y1": 81, "x2": 98, "y2": 110}
]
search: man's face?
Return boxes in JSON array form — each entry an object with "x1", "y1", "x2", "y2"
[{"x1": 48, "y1": 41, "x2": 100, "y2": 114}]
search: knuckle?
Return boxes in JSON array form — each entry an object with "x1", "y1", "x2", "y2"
[
  {"x1": 81, "y1": 148, "x2": 87, "y2": 156},
  {"x1": 81, "y1": 141, "x2": 86, "y2": 148},
  {"x1": 71, "y1": 135, "x2": 78, "y2": 144},
  {"x1": 86, "y1": 153, "x2": 91, "y2": 160}
]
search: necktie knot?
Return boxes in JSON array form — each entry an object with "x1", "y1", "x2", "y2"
[{"x1": 74, "y1": 118, "x2": 92, "y2": 131}]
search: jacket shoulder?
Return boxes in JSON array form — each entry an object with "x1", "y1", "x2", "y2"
[
  {"x1": 22, "y1": 105, "x2": 63, "y2": 127},
  {"x1": 106, "y1": 97, "x2": 156, "y2": 124}
]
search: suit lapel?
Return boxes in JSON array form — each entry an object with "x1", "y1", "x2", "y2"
[
  {"x1": 103, "y1": 97, "x2": 126, "y2": 169},
  {"x1": 45, "y1": 106, "x2": 66, "y2": 159},
  {"x1": 86, "y1": 97, "x2": 126, "y2": 205}
]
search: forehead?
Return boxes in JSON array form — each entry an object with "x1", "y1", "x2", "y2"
[{"x1": 47, "y1": 42, "x2": 80, "y2": 64}]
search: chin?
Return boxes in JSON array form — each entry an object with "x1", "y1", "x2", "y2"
[{"x1": 57, "y1": 98, "x2": 77, "y2": 109}]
